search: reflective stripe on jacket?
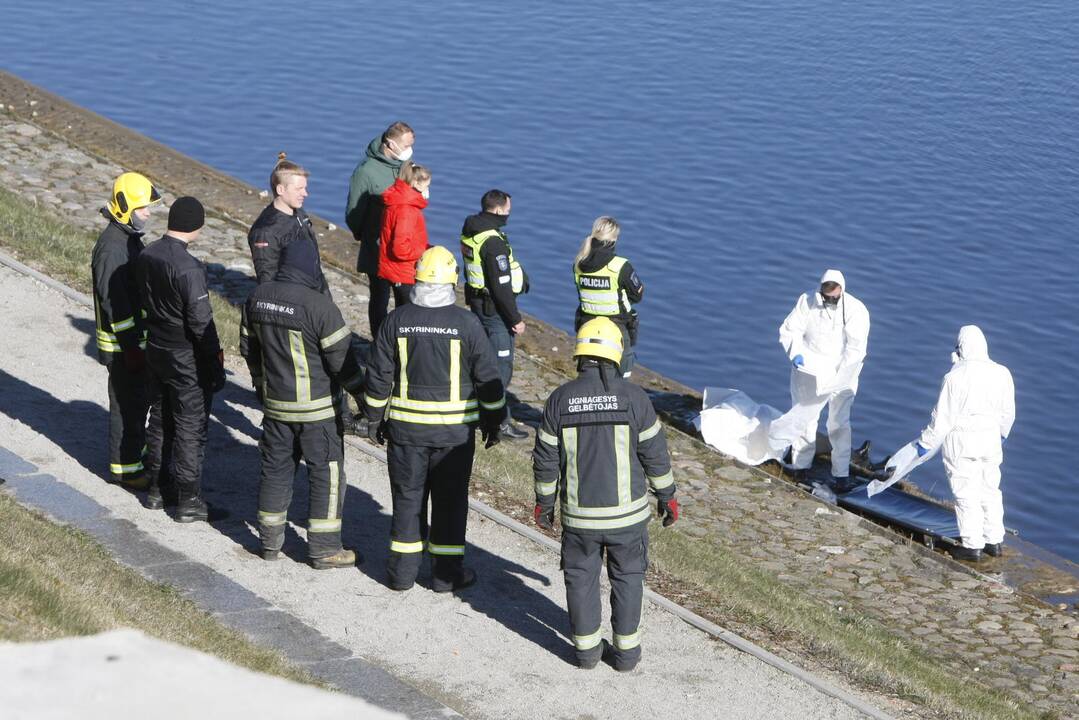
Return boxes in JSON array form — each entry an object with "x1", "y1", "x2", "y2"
[
  {"x1": 363, "y1": 302, "x2": 505, "y2": 448},
  {"x1": 574, "y1": 256, "x2": 629, "y2": 316},
  {"x1": 532, "y1": 365, "x2": 675, "y2": 533},
  {"x1": 461, "y1": 230, "x2": 524, "y2": 295},
  {"x1": 241, "y1": 267, "x2": 365, "y2": 423}
]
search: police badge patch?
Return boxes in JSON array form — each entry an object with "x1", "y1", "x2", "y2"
[{"x1": 496, "y1": 255, "x2": 510, "y2": 271}]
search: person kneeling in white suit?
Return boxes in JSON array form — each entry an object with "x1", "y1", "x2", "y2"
[{"x1": 916, "y1": 325, "x2": 1015, "y2": 562}]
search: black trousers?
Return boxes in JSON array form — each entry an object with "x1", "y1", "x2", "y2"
[
  {"x1": 144, "y1": 346, "x2": 213, "y2": 499},
  {"x1": 105, "y1": 355, "x2": 149, "y2": 481},
  {"x1": 391, "y1": 282, "x2": 413, "y2": 308},
  {"x1": 470, "y1": 299, "x2": 514, "y2": 422},
  {"x1": 385, "y1": 435, "x2": 475, "y2": 587},
  {"x1": 366, "y1": 272, "x2": 392, "y2": 337},
  {"x1": 258, "y1": 417, "x2": 346, "y2": 559},
  {"x1": 562, "y1": 526, "x2": 648, "y2": 669}
]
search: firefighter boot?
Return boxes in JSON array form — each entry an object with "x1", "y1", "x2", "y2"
[
  {"x1": 603, "y1": 639, "x2": 642, "y2": 673},
  {"x1": 109, "y1": 471, "x2": 150, "y2": 491},
  {"x1": 175, "y1": 486, "x2": 209, "y2": 524},
  {"x1": 432, "y1": 557, "x2": 477, "y2": 593},
  {"x1": 311, "y1": 548, "x2": 358, "y2": 570},
  {"x1": 577, "y1": 639, "x2": 608, "y2": 670}
]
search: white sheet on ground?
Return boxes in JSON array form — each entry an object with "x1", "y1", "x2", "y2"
[
  {"x1": 866, "y1": 440, "x2": 939, "y2": 497},
  {"x1": 694, "y1": 388, "x2": 785, "y2": 465}
]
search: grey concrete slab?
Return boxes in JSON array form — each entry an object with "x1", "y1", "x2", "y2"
[
  {"x1": 142, "y1": 561, "x2": 269, "y2": 615},
  {"x1": 86, "y1": 517, "x2": 190, "y2": 569},
  {"x1": 216, "y1": 608, "x2": 351, "y2": 664},
  {"x1": 4, "y1": 472, "x2": 106, "y2": 525},
  {"x1": 305, "y1": 657, "x2": 457, "y2": 719}
]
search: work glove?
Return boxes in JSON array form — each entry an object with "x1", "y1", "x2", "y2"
[
  {"x1": 481, "y1": 416, "x2": 502, "y2": 449},
  {"x1": 210, "y1": 362, "x2": 227, "y2": 393},
  {"x1": 367, "y1": 419, "x2": 386, "y2": 445},
  {"x1": 792, "y1": 354, "x2": 805, "y2": 368},
  {"x1": 534, "y1": 504, "x2": 554, "y2": 530},
  {"x1": 657, "y1": 497, "x2": 680, "y2": 527},
  {"x1": 122, "y1": 346, "x2": 145, "y2": 373},
  {"x1": 915, "y1": 442, "x2": 929, "y2": 457},
  {"x1": 344, "y1": 413, "x2": 370, "y2": 437}
]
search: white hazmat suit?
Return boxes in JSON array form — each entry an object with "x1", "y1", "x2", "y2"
[
  {"x1": 919, "y1": 325, "x2": 1015, "y2": 550},
  {"x1": 778, "y1": 269, "x2": 870, "y2": 477}
]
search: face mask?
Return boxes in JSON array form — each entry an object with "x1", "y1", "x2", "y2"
[
  {"x1": 420, "y1": 187, "x2": 430, "y2": 200},
  {"x1": 130, "y1": 212, "x2": 147, "y2": 231},
  {"x1": 820, "y1": 292, "x2": 840, "y2": 307},
  {"x1": 951, "y1": 345, "x2": 963, "y2": 364},
  {"x1": 393, "y1": 143, "x2": 413, "y2": 162}
]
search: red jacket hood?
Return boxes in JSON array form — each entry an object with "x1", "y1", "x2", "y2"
[{"x1": 381, "y1": 178, "x2": 427, "y2": 209}]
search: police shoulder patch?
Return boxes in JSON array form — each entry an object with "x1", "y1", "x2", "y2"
[{"x1": 496, "y1": 255, "x2": 510, "y2": 271}]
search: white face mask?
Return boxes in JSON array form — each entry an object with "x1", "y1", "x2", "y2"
[
  {"x1": 393, "y1": 143, "x2": 414, "y2": 162},
  {"x1": 420, "y1": 187, "x2": 430, "y2": 200}
]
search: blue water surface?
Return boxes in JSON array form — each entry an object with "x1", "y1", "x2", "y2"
[{"x1": 3, "y1": 0, "x2": 1078, "y2": 560}]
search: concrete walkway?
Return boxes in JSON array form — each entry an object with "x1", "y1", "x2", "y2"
[{"x1": 0, "y1": 261, "x2": 871, "y2": 719}]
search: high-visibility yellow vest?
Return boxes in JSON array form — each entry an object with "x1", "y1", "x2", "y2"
[
  {"x1": 460, "y1": 229, "x2": 524, "y2": 295},
  {"x1": 574, "y1": 256, "x2": 629, "y2": 316}
]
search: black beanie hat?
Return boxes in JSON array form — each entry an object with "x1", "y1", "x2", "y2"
[
  {"x1": 168, "y1": 196, "x2": 205, "y2": 233},
  {"x1": 278, "y1": 237, "x2": 320, "y2": 280}
]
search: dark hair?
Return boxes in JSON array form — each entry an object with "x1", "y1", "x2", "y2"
[
  {"x1": 270, "y1": 152, "x2": 308, "y2": 196},
  {"x1": 481, "y1": 189, "x2": 512, "y2": 212},
  {"x1": 383, "y1": 121, "x2": 414, "y2": 144},
  {"x1": 820, "y1": 280, "x2": 841, "y2": 294}
]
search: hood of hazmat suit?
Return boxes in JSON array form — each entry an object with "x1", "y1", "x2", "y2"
[{"x1": 919, "y1": 325, "x2": 1015, "y2": 460}]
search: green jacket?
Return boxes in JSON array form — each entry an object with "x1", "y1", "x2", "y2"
[{"x1": 345, "y1": 136, "x2": 405, "y2": 274}]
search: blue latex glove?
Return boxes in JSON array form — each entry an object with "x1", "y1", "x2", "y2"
[
  {"x1": 792, "y1": 354, "x2": 805, "y2": 368},
  {"x1": 915, "y1": 442, "x2": 929, "y2": 457}
]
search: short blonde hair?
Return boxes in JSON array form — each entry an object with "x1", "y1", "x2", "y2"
[{"x1": 270, "y1": 152, "x2": 309, "y2": 196}]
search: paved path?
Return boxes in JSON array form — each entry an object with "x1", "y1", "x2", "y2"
[
  {"x1": 0, "y1": 261, "x2": 870, "y2": 719},
  {"x1": 2, "y1": 107, "x2": 1078, "y2": 718}
]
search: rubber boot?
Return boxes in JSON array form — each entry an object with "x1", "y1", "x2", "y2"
[
  {"x1": 983, "y1": 543, "x2": 1003, "y2": 558},
  {"x1": 603, "y1": 640, "x2": 642, "y2": 673},
  {"x1": 949, "y1": 545, "x2": 983, "y2": 562}
]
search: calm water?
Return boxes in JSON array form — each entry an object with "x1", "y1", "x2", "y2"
[{"x1": 4, "y1": 1, "x2": 1078, "y2": 561}]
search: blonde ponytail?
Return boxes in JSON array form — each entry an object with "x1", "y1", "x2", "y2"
[{"x1": 574, "y1": 216, "x2": 620, "y2": 271}]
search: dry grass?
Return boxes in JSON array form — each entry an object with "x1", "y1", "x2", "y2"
[
  {"x1": 0, "y1": 186, "x2": 240, "y2": 353},
  {"x1": 0, "y1": 494, "x2": 318, "y2": 685}
]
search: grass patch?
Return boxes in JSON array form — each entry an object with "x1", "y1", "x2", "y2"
[
  {"x1": 0, "y1": 493, "x2": 317, "y2": 685},
  {"x1": 0, "y1": 186, "x2": 240, "y2": 353}
]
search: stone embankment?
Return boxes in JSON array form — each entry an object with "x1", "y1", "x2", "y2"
[{"x1": 2, "y1": 71, "x2": 1078, "y2": 717}]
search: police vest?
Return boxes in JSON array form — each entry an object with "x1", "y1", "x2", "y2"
[
  {"x1": 574, "y1": 257, "x2": 629, "y2": 316},
  {"x1": 460, "y1": 229, "x2": 525, "y2": 295}
]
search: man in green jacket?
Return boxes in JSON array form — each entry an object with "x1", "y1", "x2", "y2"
[{"x1": 344, "y1": 121, "x2": 414, "y2": 335}]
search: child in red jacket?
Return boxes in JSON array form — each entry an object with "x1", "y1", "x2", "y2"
[{"x1": 378, "y1": 164, "x2": 432, "y2": 306}]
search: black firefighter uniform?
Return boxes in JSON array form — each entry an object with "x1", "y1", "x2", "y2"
[
  {"x1": 92, "y1": 211, "x2": 150, "y2": 484},
  {"x1": 363, "y1": 302, "x2": 505, "y2": 590},
  {"x1": 240, "y1": 265, "x2": 365, "y2": 560},
  {"x1": 532, "y1": 365, "x2": 675, "y2": 668}
]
